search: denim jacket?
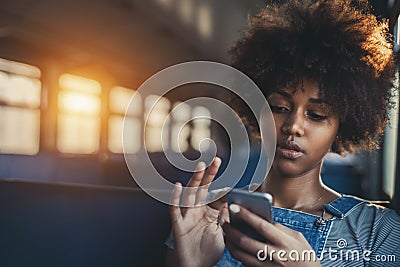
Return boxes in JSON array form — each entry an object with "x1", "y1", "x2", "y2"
[{"x1": 215, "y1": 195, "x2": 400, "y2": 267}]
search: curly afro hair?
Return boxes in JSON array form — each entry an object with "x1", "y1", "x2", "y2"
[{"x1": 230, "y1": 0, "x2": 396, "y2": 154}]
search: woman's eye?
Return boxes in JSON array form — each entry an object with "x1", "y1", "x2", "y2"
[
  {"x1": 270, "y1": 105, "x2": 289, "y2": 113},
  {"x1": 307, "y1": 112, "x2": 328, "y2": 121}
]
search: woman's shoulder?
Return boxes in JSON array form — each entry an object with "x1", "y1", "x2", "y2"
[
  {"x1": 338, "y1": 195, "x2": 400, "y2": 221},
  {"x1": 328, "y1": 194, "x2": 399, "y2": 224},
  {"x1": 327, "y1": 195, "x2": 400, "y2": 257},
  {"x1": 331, "y1": 195, "x2": 400, "y2": 242},
  {"x1": 354, "y1": 199, "x2": 400, "y2": 236}
]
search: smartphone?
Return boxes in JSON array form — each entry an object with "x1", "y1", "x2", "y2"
[{"x1": 228, "y1": 189, "x2": 273, "y2": 242}]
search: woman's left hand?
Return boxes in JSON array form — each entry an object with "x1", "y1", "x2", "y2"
[{"x1": 222, "y1": 204, "x2": 322, "y2": 267}]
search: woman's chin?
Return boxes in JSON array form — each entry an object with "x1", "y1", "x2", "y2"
[{"x1": 271, "y1": 158, "x2": 309, "y2": 178}]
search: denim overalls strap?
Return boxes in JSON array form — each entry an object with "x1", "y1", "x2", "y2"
[
  {"x1": 323, "y1": 194, "x2": 367, "y2": 219},
  {"x1": 215, "y1": 195, "x2": 367, "y2": 266}
]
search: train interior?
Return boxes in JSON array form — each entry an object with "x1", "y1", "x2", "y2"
[{"x1": 0, "y1": 0, "x2": 400, "y2": 266}]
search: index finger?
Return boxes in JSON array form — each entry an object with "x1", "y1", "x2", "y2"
[
  {"x1": 186, "y1": 161, "x2": 206, "y2": 188},
  {"x1": 169, "y1": 182, "x2": 183, "y2": 224},
  {"x1": 195, "y1": 157, "x2": 222, "y2": 205},
  {"x1": 229, "y1": 204, "x2": 284, "y2": 245},
  {"x1": 200, "y1": 157, "x2": 222, "y2": 186}
]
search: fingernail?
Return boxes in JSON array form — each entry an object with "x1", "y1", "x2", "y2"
[
  {"x1": 219, "y1": 219, "x2": 225, "y2": 226},
  {"x1": 196, "y1": 161, "x2": 206, "y2": 171},
  {"x1": 213, "y1": 157, "x2": 221, "y2": 164},
  {"x1": 229, "y1": 204, "x2": 240, "y2": 213}
]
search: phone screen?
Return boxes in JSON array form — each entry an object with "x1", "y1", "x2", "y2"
[{"x1": 228, "y1": 189, "x2": 273, "y2": 242}]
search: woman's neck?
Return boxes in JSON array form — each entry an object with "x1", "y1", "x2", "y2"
[{"x1": 258, "y1": 166, "x2": 329, "y2": 213}]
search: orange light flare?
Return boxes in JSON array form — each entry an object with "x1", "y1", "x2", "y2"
[
  {"x1": 58, "y1": 91, "x2": 101, "y2": 115},
  {"x1": 57, "y1": 74, "x2": 102, "y2": 115}
]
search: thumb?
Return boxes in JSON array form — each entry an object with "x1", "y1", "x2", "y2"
[
  {"x1": 219, "y1": 203, "x2": 229, "y2": 223},
  {"x1": 208, "y1": 193, "x2": 227, "y2": 211}
]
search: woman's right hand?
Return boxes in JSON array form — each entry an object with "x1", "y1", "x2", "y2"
[{"x1": 168, "y1": 157, "x2": 229, "y2": 267}]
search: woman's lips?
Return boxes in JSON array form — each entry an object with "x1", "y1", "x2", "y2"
[{"x1": 277, "y1": 147, "x2": 304, "y2": 159}]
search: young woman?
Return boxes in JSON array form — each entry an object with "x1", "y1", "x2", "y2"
[{"x1": 166, "y1": 0, "x2": 400, "y2": 266}]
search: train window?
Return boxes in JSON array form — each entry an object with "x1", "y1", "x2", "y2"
[
  {"x1": 108, "y1": 90, "x2": 213, "y2": 154},
  {"x1": 191, "y1": 106, "x2": 211, "y2": 151},
  {"x1": 0, "y1": 58, "x2": 41, "y2": 155},
  {"x1": 382, "y1": 18, "x2": 400, "y2": 201},
  {"x1": 383, "y1": 86, "x2": 398, "y2": 198},
  {"x1": 197, "y1": 4, "x2": 213, "y2": 39},
  {"x1": 171, "y1": 101, "x2": 191, "y2": 152},
  {"x1": 109, "y1": 86, "x2": 142, "y2": 153},
  {"x1": 383, "y1": 38, "x2": 400, "y2": 200},
  {"x1": 145, "y1": 95, "x2": 171, "y2": 152},
  {"x1": 57, "y1": 74, "x2": 101, "y2": 154}
]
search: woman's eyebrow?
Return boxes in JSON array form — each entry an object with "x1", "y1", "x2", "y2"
[
  {"x1": 274, "y1": 90, "x2": 292, "y2": 99},
  {"x1": 273, "y1": 91, "x2": 328, "y2": 104},
  {"x1": 309, "y1": 98, "x2": 328, "y2": 104}
]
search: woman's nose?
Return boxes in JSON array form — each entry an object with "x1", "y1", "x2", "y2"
[{"x1": 281, "y1": 111, "x2": 305, "y2": 137}]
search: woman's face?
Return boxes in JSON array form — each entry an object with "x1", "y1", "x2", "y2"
[{"x1": 267, "y1": 78, "x2": 339, "y2": 177}]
